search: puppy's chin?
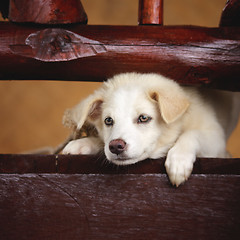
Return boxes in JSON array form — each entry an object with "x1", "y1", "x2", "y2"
[{"x1": 107, "y1": 157, "x2": 145, "y2": 166}]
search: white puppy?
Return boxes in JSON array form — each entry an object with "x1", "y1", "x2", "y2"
[{"x1": 62, "y1": 73, "x2": 239, "y2": 186}]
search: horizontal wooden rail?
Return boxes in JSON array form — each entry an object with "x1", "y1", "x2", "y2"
[
  {"x1": 0, "y1": 154, "x2": 240, "y2": 240},
  {"x1": 0, "y1": 22, "x2": 240, "y2": 90},
  {"x1": 0, "y1": 154, "x2": 240, "y2": 174},
  {"x1": 0, "y1": 174, "x2": 239, "y2": 240}
]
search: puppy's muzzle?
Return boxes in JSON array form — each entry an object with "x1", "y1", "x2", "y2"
[{"x1": 109, "y1": 139, "x2": 127, "y2": 155}]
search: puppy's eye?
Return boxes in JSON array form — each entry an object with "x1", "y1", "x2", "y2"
[
  {"x1": 138, "y1": 115, "x2": 152, "y2": 124},
  {"x1": 104, "y1": 117, "x2": 114, "y2": 126}
]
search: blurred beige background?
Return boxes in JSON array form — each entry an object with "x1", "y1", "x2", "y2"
[{"x1": 0, "y1": 0, "x2": 239, "y2": 156}]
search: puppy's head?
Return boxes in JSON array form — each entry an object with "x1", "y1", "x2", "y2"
[{"x1": 63, "y1": 73, "x2": 189, "y2": 165}]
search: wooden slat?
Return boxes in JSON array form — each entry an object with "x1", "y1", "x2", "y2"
[
  {"x1": 0, "y1": 22, "x2": 240, "y2": 90},
  {"x1": 1, "y1": 154, "x2": 239, "y2": 239},
  {"x1": 1, "y1": 154, "x2": 240, "y2": 174},
  {"x1": 0, "y1": 173, "x2": 239, "y2": 240}
]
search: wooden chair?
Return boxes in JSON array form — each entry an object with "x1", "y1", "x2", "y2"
[{"x1": 0, "y1": 1, "x2": 240, "y2": 239}]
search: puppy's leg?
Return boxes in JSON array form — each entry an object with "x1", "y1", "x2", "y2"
[
  {"x1": 165, "y1": 128, "x2": 226, "y2": 187},
  {"x1": 165, "y1": 131, "x2": 197, "y2": 187},
  {"x1": 62, "y1": 137, "x2": 102, "y2": 155},
  {"x1": 165, "y1": 130, "x2": 206, "y2": 187}
]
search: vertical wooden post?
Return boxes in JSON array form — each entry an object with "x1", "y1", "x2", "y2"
[{"x1": 138, "y1": 0, "x2": 163, "y2": 25}]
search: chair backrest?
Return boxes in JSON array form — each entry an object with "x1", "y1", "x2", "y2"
[{"x1": 0, "y1": 0, "x2": 239, "y2": 91}]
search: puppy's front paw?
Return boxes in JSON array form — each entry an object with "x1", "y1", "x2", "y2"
[
  {"x1": 165, "y1": 148, "x2": 195, "y2": 187},
  {"x1": 62, "y1": 138, "x2": 101, "y2": 155}
]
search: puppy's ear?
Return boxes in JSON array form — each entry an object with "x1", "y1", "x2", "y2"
[
  {"x1": 63, "y1": 91, "x2": 104, "y2": 131},
  {"x1": 149, "y1": 88, "x2": 190, "y2": 124}
]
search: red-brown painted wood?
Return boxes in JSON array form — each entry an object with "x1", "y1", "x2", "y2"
[
  {"x1": 220, "y1": 0, "x2": 240, "y2": 27},
  {"x1": 0, "y1": 22, "x2": 240, "y2": 91},
  {"x1": 1, "y1": 154, "x2": 240, "y2": 174},
  {"x1": 138, "y1": 0, "x2": 163, "y2": 25},
  {"x1": 8, "y1": 0, "x2": 88, "y2": 24},
  {"x1": 1, "y1": 154, "x2": 239, "y2": 239},
  {"x1": 0, "y1": 173, "x2": 239, "y2": 240}
]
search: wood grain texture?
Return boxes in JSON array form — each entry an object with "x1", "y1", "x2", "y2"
[
  {"x1": 9, "y1": 0, "x2": 88, "y2": 24},
  {"x1": 0, "y1": 155, "x2": 240, "y2": 239},
  {"x1": 0, "y1": 173, "x2": 239, "y2": 240},
  {"x1": 0, "y1": 22, "x2": 240, "y2": 91},
  {"x1": 1, "y1": 154, "x2": 240, "y2": 174},
  {"x1": 138, "y1": 0, "x2": 163, "y2": 25}
]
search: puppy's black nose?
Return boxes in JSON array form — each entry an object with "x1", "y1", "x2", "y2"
[{"x1": 109, "y1": 139, "x2": 126, "y2": 155}]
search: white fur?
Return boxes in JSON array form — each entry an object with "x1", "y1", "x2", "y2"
[{"x1": 62, "y1": 73, "x2": 240, "y2": 186}]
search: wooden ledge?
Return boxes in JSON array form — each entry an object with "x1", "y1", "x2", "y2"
[
  {"x1": 0, "y1": 154, "x2": 240, "y2": 175},
  {"x1": 0, "y1": 154, "x2": 240, "y2": 239}
]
